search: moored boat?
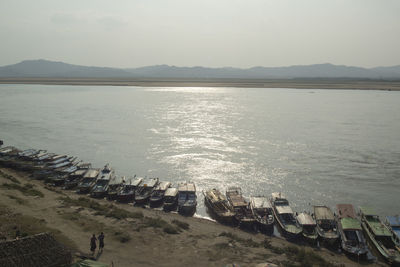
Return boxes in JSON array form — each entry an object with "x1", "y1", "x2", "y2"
[
  {"x1": 178, "y1": 182, "x2": 197, "y2": 216},
  {"x1": 77, "y1": 168, "x2": 100, "y2": 193},
  {"x1": 270, "y1": 192, "x2": 302, "y2": 238},
  {"x1": 90, "y1": 164, "x2": 115, "y2": 198},
  {"x1": 296, "y1": 212, "x2": 318, "y2": 243},
  {"x1": 135, "y1": 178, "x2": 159, "y2": 205},
  {"x1": 149, "y1": 181, "x2": 171, "y2": 207},
  {"x1": 336, "y1": 204, "x2": 369, "y2": 258},
  {"x1": 107, "y1": 176, "x2": 125, "y2": 200},
  {"x1": 313, "y1": 205, "x2": 339, "y2": 245},
  {"x1": 64, "y1": 168, "x2": 89, "y2": 189},
  {"x1": 386, "y1": 215, "x2": 400, "y2": 248},
  {"x1": 117, "y1": 176, "x2": 143, "y2": 203},
  {"x1": 203, "y1": 188, "x2": 235, "y2": 224},
  {"x1": 226, "y1": 187, "x2": 255, "y2": 230},
  {"x1": 360, "y1": 207, "x2": 400, "y2": 265},
  {"x1": 250, "y1": 196, "x2": 274, "y2": 233},
  {"x1": 163, "y1": 187, "x2": 179, "y2": 211}
]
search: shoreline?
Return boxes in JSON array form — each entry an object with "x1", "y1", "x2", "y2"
[
  {"x1": 0, "y1": 167, "x2": 387, "y2": 267},
  {"x1": 1, "y1": 77, "x2": 400, "y2": 90}
]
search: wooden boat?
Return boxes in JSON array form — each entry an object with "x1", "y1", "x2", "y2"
[
  {"x1": 149, "y1": 181, "x2": 171, "y2": 207},
  {"x1": 226, "y1": 187, "x2": 255, "y2": 229},
  {"x1": 163, "y1": 187, "x2": 179, "y2": 211},
  {"x1": 0, "y1": 147, "x2": 21, "y2": 166},
  {"x1": 64, "y1": 168, "x2": 89, "y2": 189},
  {"x1": 90, "y1": 164, "x2": 115, "y2": 198},
  {"x1": 386, "y1": 215, "x2": 400, "y2": 248},
  {"x1": 203, "y1": 188, "x2": 235, "y2": 224},
  {"x1": 336, "y1": 204, "x2": 369, "y2": 257},
  {"x1": 177, "y1": 182, "x2": 197, "y2": 216},
  {"x1": 250, "y1": 196, "x2": 274, "y2": 233},
  {"x1": 135, "y1": 178, "x2": 159, "y2": 205},
  {"x1": 107, "y1": 176, "x2": 125, "y2": 200},
  {"x1": 270, "y1": 192, "x2": 302, "y2": 238},
  {"x1": 360, "y1": 207, "x2": 400, "y2": 265},
  {"x1": 313, "y1": 205, "x2": 339, "y2": 245},
  {"x1": 296, "y1": 212, "x2": 318, "y2": 242},
  {"x1": 117, "y1": 176, "x2": 143, "y2": 203},
  {"x1": 77, "y1": 168, "x2": 100, "y2": 193}
]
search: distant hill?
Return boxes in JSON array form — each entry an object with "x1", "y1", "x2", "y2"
[{"x1": 1, "y1": 59, "x2": 400, "y2": 79}]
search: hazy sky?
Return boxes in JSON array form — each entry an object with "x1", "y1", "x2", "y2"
[{"x1": 0, "y1": 0, "x2": 399, "y2": 68}]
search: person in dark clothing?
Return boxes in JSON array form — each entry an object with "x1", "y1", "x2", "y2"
[
  {"x1": 98, "y1": 232, "x2": 105, "y2": 252},
  {"x1": 90, "y1": 234, "x2": 97, "y2": 255}
]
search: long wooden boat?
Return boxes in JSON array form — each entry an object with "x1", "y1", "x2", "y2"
[
  {"x1": 386, "y1": 215, "x2": 400, "y2": 248},
  {"x1": 270, "y1": 192, "x2": 302, "y2": 238},
  {"x1": 296, "y1": 212, "x2": 318, "y2": 243},
  {"x1": 203, "y1": 188, "x2": 235, "y2": 224},
  {"x1": 90, "y1": 164, "x2": 115, "y2": 198},
  {"x1": 177, "y1": 182, "x2": 197, "y2": 216},
  {"x1": 163, "y1": 187, "x2": 179, "y2": 211},
  {"x1": 250, "y1": 196, "x2": 274, "y2": 233},
  {"x1": 226, "y1": 187, "x2": 255, "y2": 229},
  {"x1": 117, "y1": 176, "x2": 143, "y2": 203},
  {"x1": 360, "y1": 207, "x2": 400, "y2": 265},
  {"x1": 313, "y1": 205, "x2": 339, "y2": 245},
  {"x1": 149, "y1": 181, "x2": 171, "y2": 207},
  {"x1": 107, "y1": 176, "x2": 125, "y2": 200},
  {"x1": 64, "y1": 168, "x2": 89, "y2": 190},
  {"x1": 135, "y1": 178, "x2": 159, "y2": 205},
  {"x1": 77, "y1": 168, "x2": 100, "y2": 193},
  {"x1": 336, "y1": 204, "x2": 369, "y2": 257}
]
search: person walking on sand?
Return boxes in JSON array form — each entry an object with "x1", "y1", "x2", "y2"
[
  {"x1": 98, "y1": 232, "x2": 105, "y2": 252},
  {"x1": 90, "y1": 234, "x2": 97, "y2": 256}
]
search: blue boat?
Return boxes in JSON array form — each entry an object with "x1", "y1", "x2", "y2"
[{"x1": 386, "y1": 215, "x2": 400, "y2": 248}]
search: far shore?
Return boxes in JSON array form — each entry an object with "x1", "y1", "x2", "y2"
[{"x1": 1, "y1": 77, "x2": 400, "y2": 91}]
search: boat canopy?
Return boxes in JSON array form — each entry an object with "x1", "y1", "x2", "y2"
[
  {"x1": 276, "y1": 205, "x2": 293, "y2": 215},
  {"x1": 72, "y1": 169, "x2": 87, "y2": 176},
  {"x1": 340, "y1": 217, "x2": 362, "y2": 230},
  {"x1": 297, "y1": 213, "x2": 315, "y2": 226},
  {"x1": 359, "y1": 206, "x2": 377, "y2": 216},
  {"x1": 336, "y1": 204, "x2": 356, "y2": 219},
  {"x1": 83, "y1": 169, "x2": 100, "y2": 178},
  {"x1": 178, "y1": 182, "x2": 196, "y2": 192},
  {"x1": 165, "y1": 187, "x2": 179, "y2": 197},
  {"x1": 142, "y1": 178, "x2": 158, "y2": 188},
  {"x1": 206, "y1": 189, "x2": 227, "y2": 202},
  {"x1": 251, "y1": 197, "x2": 271, "y2": 209},
  {"x1": 386, "y1": 215, "x2": 400, "y2": 227},
  {"x1": 109, "y1": 176, "x2": 124, "y2": 185},
  {"x1": 314, "y1": 206, "x2": 335, "y2": 220},
  {"x1": 271, "y1": 192, "x2": 286, "y2": 201},
  {"x1": 155, "y1": 181, "x2": 171, "y2": 191}
]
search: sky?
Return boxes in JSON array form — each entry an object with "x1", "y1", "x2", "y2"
[{"x1": 0, "y1": 0, "x2": 399, "y2": 68}]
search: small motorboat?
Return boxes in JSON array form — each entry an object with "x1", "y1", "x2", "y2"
[
  {"x1": 313, "y1": 205, "x2": 339, "y2": 245},
  {"x1": 90, "y1": 164, "x2": 115, "y2": 198},
  {"x1": 107, "y1": 176, "x2": 125, "y2": 200},
  {"x1": 149, "y1": 181, "x2": 171, "y2": 207},
  {"x1": 163, "y1": 187, "x2": 179, "y2": 211},
  {"x1": 117, "y1": 176, "x2": 143, "y2": 203},
  {"x1": 134, "y1": 178, "x2": 159, "y2": 205},
  {"x1": 226, "y1": 187, "x2": 255, "y2": 230},
  {"x1": 203, "y1": 188, "x2": 235, "y2": 225},
  {"x1": 77, "y1": 169, "x2": 100, "y2": 194},
  {"x1": 250, "y1": 196, "x2": 274, "y2": 233},
  {"x1": 296, "y1": 212, "x2": 318, "y2": 243},
  {"x1": 178, "y1": 182, "x2": 197, "y2": 216}
]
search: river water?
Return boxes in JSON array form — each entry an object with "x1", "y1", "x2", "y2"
[{"x1": 0, "y1": 84, "x2": 399, "y2": 217}]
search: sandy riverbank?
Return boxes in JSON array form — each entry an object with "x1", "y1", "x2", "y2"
[
  {"x1": 1, "y1": 77, "x2": 400, "y2": 91},
  {"x1": 0, "y1": 167, "x2": 388, "y2": 267}
]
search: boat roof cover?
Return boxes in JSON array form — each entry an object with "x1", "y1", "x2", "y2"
[
  {"x1": 84, "y1": 169, "x2": 100, "y2": 178},
  {"x1": 206, "y1": 189, "x2": 226, "y2": 202},
  {"x1": 142, "y1": 178, "x2": 158, "y2": 188},
  {"x1": 340, "y1": 217, "x2": 362, "y2": 230},
  {"x1": 165, "y1": 187, "x2": 179, "y2": 197},
  {"x1": 297, "y1": 213, "x2": 315, "y2": 226},
  {"x1": 314, "y1": 206, "x2": 334, "y2": 220},
  {"x1": 336, "y1": 204, "x2": 356, "y2": 219},
  {"x1": 251, "y1": 197, "x2": 271, "y2": 209},
  {"x1": 155, "y1": 181, "x2": 171, "y2": 191},
  {"x1": 276, "y1": 205, "x2": 293, "y2": 214},
  {"x1": 386, "y1": 215, "x2": 400, "y2": 227},
  {"x1": 359, "y1": 206, "x2": 377, "y2": 216},
  {"x1": 271, "y1": 192, "x2": 286, "y2": 201},
  {"x1": 178, "y1": 182, "x2": 196, "y2": 192},
  {"x1": 73, "y1": 169, "x2": 87, "y2": 176},
  {"x1": 109, "y1": 176, "x2": 124, "y2": 185}
]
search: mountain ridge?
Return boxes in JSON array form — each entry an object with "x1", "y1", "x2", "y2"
[{"x1": 1, "y1": 59, "x2": 400, "y2": 79}]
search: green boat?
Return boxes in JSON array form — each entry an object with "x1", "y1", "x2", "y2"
[{"x1": 360, "y1": 206, "x2": 400, "y2": 265}]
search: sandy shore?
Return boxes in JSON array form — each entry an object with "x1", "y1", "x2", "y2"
[
  {"x1": 1, "y1": 77, "x2": 400, "y2": 91},
  {"x1": 0, "y1": 167, "x2": 388, "y2": 267}
]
